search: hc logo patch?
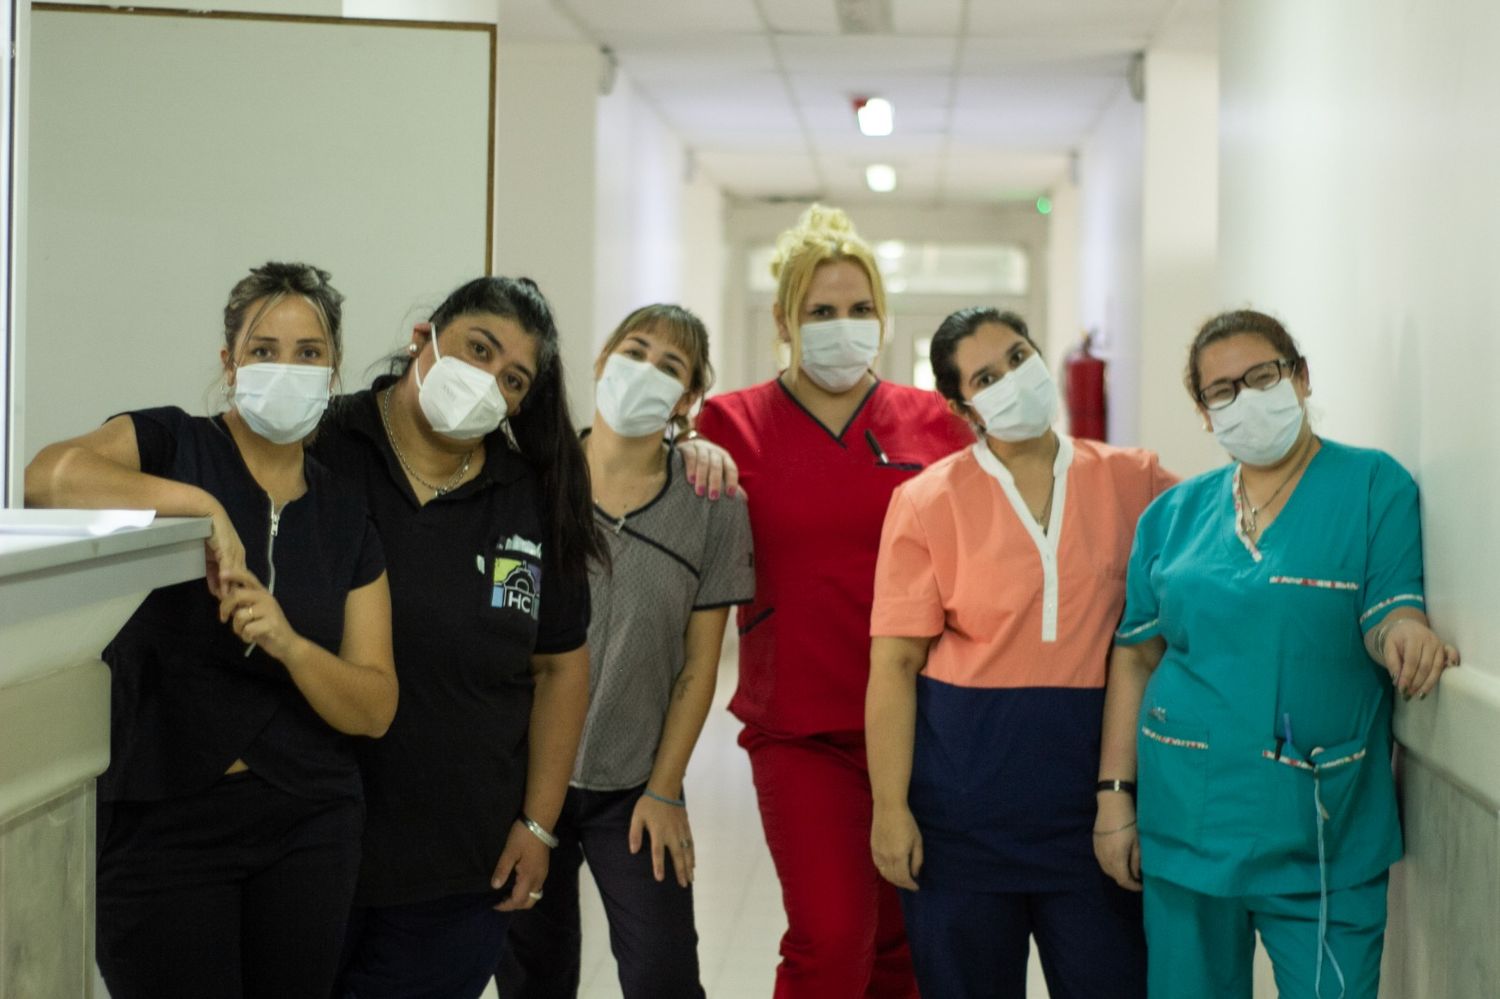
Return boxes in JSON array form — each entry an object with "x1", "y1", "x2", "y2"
[{"x1": 492, "y1": 557, "x2": 541, "y2": 618}]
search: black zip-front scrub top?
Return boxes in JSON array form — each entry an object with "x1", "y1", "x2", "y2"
[
  {"x1": 312, "y1": 383, "x2": 590, "y2": 907},
  {"x1": 102, "y1": 407, "x2": 386, "y2": 804}
]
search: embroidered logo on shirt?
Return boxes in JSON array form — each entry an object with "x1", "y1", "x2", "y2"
[
  {"x1": 492, "y1": 535, "x2": 543, "y2": 619},
  {"x1": 1269, "y1": 575, "x2": 1358, "y2": 591}
]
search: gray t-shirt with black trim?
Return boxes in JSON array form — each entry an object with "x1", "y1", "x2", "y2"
[{"x1": 572, "y1": 447, "x2": 755, "y2": 790}]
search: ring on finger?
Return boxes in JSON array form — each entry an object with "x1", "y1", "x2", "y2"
[{"x1": 527, "y1": 890, "x2": 544, "y2": 901}]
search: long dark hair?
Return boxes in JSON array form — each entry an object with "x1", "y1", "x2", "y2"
[{"x1": 404, "y1": 276, "x2": 603, "y2": 582}]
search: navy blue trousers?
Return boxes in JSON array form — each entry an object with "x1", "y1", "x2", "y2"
[
  {"x1": 899, "y1": 873, "x2": 1147, "y2": 999},
  {"x1": 339, "y1": 889, "x2": 512, "y2": 999},
  {"x1": 496, "y1": 784, "x2": 704, "y2": 999}
]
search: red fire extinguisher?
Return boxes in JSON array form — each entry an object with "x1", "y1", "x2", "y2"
[{"x1": 1064, "y1": 332, "x2": 1107, "y2": 442}]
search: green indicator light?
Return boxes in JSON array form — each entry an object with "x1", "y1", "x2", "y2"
[{"x1": 1036, "y1": 196, "x2": 1053, "y2": 215}]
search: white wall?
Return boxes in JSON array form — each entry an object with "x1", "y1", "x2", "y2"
[
  {"x1": 492, "y1": 40, "x2": 602, "y2": 426},
  {"x1": 494, "y1": 55, "x2": 728, "y2": 426},
  {"x1": 679, "y1": 165, "x2": 728, "y2": 381},
  {"x1": 593, "y1": 70, "x2": 727, "y2": 411},
  {"x1": 25, "y1": 9, "x2": 493, "y2": 460},
  {"x1": 1044, "y1": 177, "x2": 1081, "y2": 403},
  {"x1": 1077, "y1": 85, "x2": 1144, "y2": 446},
  {"x1": 3, "y1": 2, "x2": 28, "y2": 505},
  {"x1": 1221, "y1": 2, "x2": 1500, "y2": 994},
  {"x1": 1220, "y1": 0, "x2": 1500, "y2": 686},
  {"x1": 1140, "y1": 36, "x2": 1223, "y2": 476}
]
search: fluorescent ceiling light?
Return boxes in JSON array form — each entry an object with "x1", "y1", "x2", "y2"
[
  {"x1": 866, "y1": 164, "x2": 897, "y2": 193},
  {"x1": 857, "y1": 98, "x2": 893, "y2": 136}
]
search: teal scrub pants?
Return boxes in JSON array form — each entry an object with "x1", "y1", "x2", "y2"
[{"x1": 1142, "y1": 872, "x2": 1388, "y2": 999}]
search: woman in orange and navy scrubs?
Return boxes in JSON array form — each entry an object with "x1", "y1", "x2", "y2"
[
  {"x1": 695, "y1": 206, "x2": 973, "y2": 998},
  {"x1": 867, "y1": 307, "x2": 1175, "y2": 998}
]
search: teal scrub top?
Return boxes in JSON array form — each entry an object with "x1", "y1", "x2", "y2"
[{"x1": 1117, "y1": 439, "x2": 1423, "y2": 897}]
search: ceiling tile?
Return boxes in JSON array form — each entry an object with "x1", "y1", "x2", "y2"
[
  {"x1": 965, "y1": 0, "x2": 1171, "y2": 45},
  {"x1": 558, "y1": 0, "x2": 762, "y2": 37},
  {"x1": 695, "y1": 150, "x2": 824, "y2": 197},
  {"x1": 610, "y1": 35, "x2": 779, "y2": 81},
  {"x1": 891, "y1": 0, "x2": 963, "y2": 36},
  {"x1": 775, "y1": 34, "x2": 957, "y2": 76},
  {"x1": 811, "y1": 131, "x2": 948, "y2": 156},
  {"x1": 497, "y1": 0, "x2": 583, "y2": 39},
  {"x1": 757, "y1": 0, "x2": 840, "y2": 35}
]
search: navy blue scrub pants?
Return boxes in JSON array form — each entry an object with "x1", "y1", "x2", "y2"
[
  {"x1": 96, "y1": 771, "x2": 362, "y2": 999},
  {"x1": 496, "y1": 784, "x2": 705, "y2": 999},
  {"x1": 338, "y1": 889, "x2": 512, "y2": 999},
  {"x1": 899, "y1": 873, "x2": 1147, "y2": 999}
]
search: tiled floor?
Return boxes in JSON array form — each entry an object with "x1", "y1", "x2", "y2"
[{"x1": 485, "y1": 650, "x2": 1051, "y2": 998}]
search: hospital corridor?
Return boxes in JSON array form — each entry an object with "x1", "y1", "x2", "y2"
[{"x1": 0, "y1": 1, "x2": 1497, "y2": 998}]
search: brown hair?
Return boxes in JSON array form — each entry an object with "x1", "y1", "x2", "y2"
[
  {"x1": 1185, "y1": 309, "x2": 1303, "y2": 401},
  {"x1": 929, "y1": 307, "x2": 1036, "y2": 403},
  {"x1": 222, "y1": 261, "x2": 344, "y2": 370},
  {"x1": 596, "y1": 304, "x2": 714, "y2": 435}
]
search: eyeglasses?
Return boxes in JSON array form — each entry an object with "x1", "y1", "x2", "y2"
[{"x1": 1197, "y1": 358, "x2": 1300, "y2": 410}]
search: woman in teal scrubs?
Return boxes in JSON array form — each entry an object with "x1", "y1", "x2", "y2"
[{"x1": 1095, "y1": 310, "x2": 1460, "y2": 999}]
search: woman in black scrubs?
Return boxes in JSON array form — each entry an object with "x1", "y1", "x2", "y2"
[
  {"x1": 25, "y1": 261, "x2": 397, "y2": 999},
  {"x1": 317, "y1": 276, "x2": 605, "y2": 999}
]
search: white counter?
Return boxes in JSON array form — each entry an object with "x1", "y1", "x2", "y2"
[{"x1": 0, "y1": 515, "x2": 209, "y2": 999}]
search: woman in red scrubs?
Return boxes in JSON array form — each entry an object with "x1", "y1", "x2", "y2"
[{"x1": 695, "y1": 205, "x2": 973, "y2": 998}]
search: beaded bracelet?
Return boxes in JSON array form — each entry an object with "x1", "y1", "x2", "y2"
[{"x1": 642, "y1": 788, "x2": 686, "y2": 808}]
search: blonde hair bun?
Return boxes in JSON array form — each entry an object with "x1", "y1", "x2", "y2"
[{"x1": 771, "y1": 203, "x2": 863, "y2": 279}]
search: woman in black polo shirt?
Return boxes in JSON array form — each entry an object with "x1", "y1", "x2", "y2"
[
  {"x1": 24, "y1": 262, "x2": 397, "y2": 999},
  {"x1": 315, "y1": 276, "x2": 605, "y2": 999}
]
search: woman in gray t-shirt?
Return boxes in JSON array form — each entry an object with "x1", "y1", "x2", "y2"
[{"x1": 498, "y1": 304, "x2": 755, "y2": 999}]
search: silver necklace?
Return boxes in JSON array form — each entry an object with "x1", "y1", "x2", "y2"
[
  {"x1": 1238, "y1": 436, "x2": 1313, "y2": 535},
  {"x1": 380, "y1": 388, "x2": 474, "y2": 497}
]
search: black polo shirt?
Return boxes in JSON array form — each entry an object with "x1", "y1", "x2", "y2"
[
  {"x1": 311, "y1": 382, "x2": 589, "y2": 907},
  {"x1": 101, "y1": 407, "x2": 385, "y2": 804}
]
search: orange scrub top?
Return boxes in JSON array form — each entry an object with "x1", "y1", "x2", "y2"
[{"x1": 872, "y1": 437, "x2": 1176, "y2": 889}]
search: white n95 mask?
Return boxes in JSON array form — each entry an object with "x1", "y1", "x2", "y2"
[
  {"x1": 968, "y1": 353, "x2": 1058, "y2": 442},
  {"x1": 595, "y1": 354, "x2": 686, "y2": 438},
  {"x1": 415, "y1": 331, "x2": 509, "y2": 440},
  {"x1": 797, "y1": 318, "x2": 881, "y2": 392},
  {"x1": 233, "y1": 363, "x2": 331, "y2": 444},
  {"x1": 1210, "y1": 380, "x2": 1305, "y2": 466}
]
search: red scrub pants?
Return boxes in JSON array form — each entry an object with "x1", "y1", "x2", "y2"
[{"x1": 739, "y1": 725, "x2": 919, "y2": 999}]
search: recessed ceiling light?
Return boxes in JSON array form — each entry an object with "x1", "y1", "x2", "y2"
[
  {"x1": 856, "y1": 97, "x2": 893, "y2": 137},
  {"x1": 866, "y1": 164, "x2": 897, "y2": 193}
]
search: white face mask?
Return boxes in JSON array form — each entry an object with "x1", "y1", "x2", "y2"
[
  {"x1": 797, "y1": 318, "x2": 881, "y2": 392},
  {"x1": 1210, "y1": 379, "x2": 1305, "y2": 466},
  {"x1": 232, "y1": 362, "x2": 331, "y2": 444},
  {"x1": 595, "y1": 354, "x2": 686, "y2": 438},
  {"x1": 414, "y1": 330, "x2": 509, "y2": 440},
  {"x1": 968, "y1": 353, "x2": 1058, "y2": 442}
]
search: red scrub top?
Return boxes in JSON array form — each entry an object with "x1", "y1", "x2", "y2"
[{"x1": 696, "y1": 378, "x2": 974, "y2": 736}]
